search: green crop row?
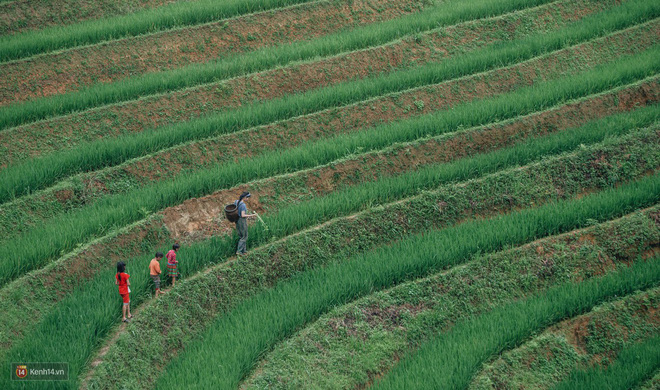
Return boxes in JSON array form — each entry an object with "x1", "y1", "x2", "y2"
[
  {"x1": 0, "y1": 0, "x2": 319, "y2": 62},
  {"x1": 471, "y1": 289, "x2": 660, "y2": 389},
  {"x1": 242, "y1": 214, "x2": 660, "y2": 389},
  {"x1": 153, "y1": 175, "x2": 660, "y2": 389},
  {"x1": 471, "y1": 287, "x2": 660, "y2": 389},
  {"x1": 1, "y1": 5, "x2": 656, "y2": 201},
  {"x1": 76, "y1": 130, "x2": 658, "y2": 389},
  {"x1": 0, "y1": 52, "x2": 655, "y2": 287},
  {"x1": 371, "y1": 259, "x2": 660, "y2": 390},
  {"x1": 0, "y1": 0, "x2": 568, "y2": 130},
  {"x1": 2, "y1": 0, "x2": 634, "y2": 174},
  {"x1": 7, "y1": 130, "x2": 656, "y2": 389},
  {"x1": 553, "y1": 337, "x2": 660, "y2": 390},
  {"x1": 468, "y1": 286, "x2": 660, "y2": 390},
  {"x1": 635, "y1": 370, "x2": 660, "y2": 390}
]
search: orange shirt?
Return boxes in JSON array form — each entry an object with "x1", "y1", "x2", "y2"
[{"x1": 149, "y1": 258, "x2": 161, "y2": 276}]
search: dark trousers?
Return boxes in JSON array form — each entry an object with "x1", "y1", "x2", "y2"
[{"x1": 236, "y1": 218, "x2": 248, "y2": 254}]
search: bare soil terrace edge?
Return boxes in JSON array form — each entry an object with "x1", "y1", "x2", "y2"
[
  {"x1": 0, "y1": 0, "x2": 186, "y2": 35},
  {"x1": 0, "y1": 0, "x2": 182, "y2": 35},
  {"x1": 468, "y1": 287, "x2": 659, "y2": 389}
]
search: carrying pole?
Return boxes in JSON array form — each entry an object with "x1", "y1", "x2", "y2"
[{"x1": 253, "y1": 212, "x2": 269, "y2": 230}]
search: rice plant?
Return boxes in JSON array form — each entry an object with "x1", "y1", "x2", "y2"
[{"x1": 372, "y1": 265, "x2": 660, "y2": 389}]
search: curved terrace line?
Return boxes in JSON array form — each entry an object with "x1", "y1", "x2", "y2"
[{"x1": 240, "y1": 212, "x2": 660, "y2": 388}]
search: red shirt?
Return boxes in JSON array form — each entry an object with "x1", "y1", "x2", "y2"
[
  {"x1": 116, "y1": 272, "x2": 130, "y2": 295},
  {"x1": 166, "y1": 249, "x2": 177, "y2": 265}
]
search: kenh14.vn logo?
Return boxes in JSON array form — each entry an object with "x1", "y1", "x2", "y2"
[{"x1": 15, "y1": 365, "x2": 27, "y2": 379}]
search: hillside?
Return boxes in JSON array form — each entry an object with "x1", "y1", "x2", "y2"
[{"x1": 0, "y1": 0, "x2": 658, "y2": 388}]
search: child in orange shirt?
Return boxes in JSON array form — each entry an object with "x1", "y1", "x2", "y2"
[
  {"x1": 115, "y1": 261, "x2": 132, "y2": 322},
  {"x1": 149, "y1": 252, "x2": 166, "y2": 297}
]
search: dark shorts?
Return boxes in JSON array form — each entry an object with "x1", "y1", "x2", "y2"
[{"x1": 151, "y1": 275, "x2": 161, "y2": 289}]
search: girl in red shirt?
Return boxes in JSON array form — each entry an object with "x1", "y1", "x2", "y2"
[
  {"x1": 115, "y1": 261, "x2": 132, "y2": 322},
  {"x1": 166, "y1": 243, "x2": 180, "y2": 287}
]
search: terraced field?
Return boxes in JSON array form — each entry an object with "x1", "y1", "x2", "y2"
[{"x1": 1, "y1": 0, "x2": 658, "y2": 388}]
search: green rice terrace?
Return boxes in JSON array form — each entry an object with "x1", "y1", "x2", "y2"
[{"x1": 1, "y1": 0, "x2": 659, "y2": 388}]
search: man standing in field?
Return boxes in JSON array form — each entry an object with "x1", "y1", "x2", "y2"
[
  {"x1": 235, "y1": 191, "x2": 257, "y2": 256},
  {"x1": 149, "y1": 252, "x2": 166, "y2": 297}
]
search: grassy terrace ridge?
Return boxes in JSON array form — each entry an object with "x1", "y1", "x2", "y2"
[
  {"x1": 2, "y1": 25, "x2": 655, "y2": 244},
  {"x1": 0, "y1": 51, "x2": 656, "y2": 287},
  {"x1": 1, "y1": 99, "x2": 655, "y2": 358},
  {"x1": 469, "y1": 288, "x2": 659, "y2": 390},
  {"x1": 242, "y1": 214, "x2": 660, "y2": 388},
  {"x1": 554, "y1": 338, "x2": 660, "y2": 390},
  {"x1": 0, "y1": 0, "x2": 621, "y2": 130},
  {"x1": 151, "y1": 176, "x2": 660, "y2": 389},
  {"x1": 0, "y1": 0, "x2": 212, "y2": 35},
  {"x1": 0, "y1": 0, "x2": 430, "y2": 107},
  {"x1": 1, "y1": 8, "x2": 658, "y2": 204},
  {"x1": 79, "y1": 134, "x2": 659, "y2": 389},
  {"x1": 370, "y1": 258, "x2": 660, "y2": 390},
  {"x1": 0, "y1": 0, "x2": 322, "y2": 62},
  {"x1": 1, "y1": 0, "x2": 632, "y2": 167}
]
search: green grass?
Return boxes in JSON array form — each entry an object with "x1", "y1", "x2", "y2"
[
  {"x1": 0, "y1": 0, "x2": 634, "y2": 131},
  {"x1": 153, "y1": 175, "x2": 660, "y2": 389},
  {"x1": 372, "y1": 263, "x2": 660, "y2": 390},
  {"x1": 552, "y1": 338, "x2": 660, "y2": 390},
  {"x1": 6, "y1": 124, "x2": 655, "y2": 389},
  {"x1": 636, "y1": 369, "x2": 660, "y2": 390},
  {"x1": 470, "y1": 286, "x2": 660, "y2": 389},
  {"x1": 0, "y1": 52, "x2": 656, "y2": 287}
]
